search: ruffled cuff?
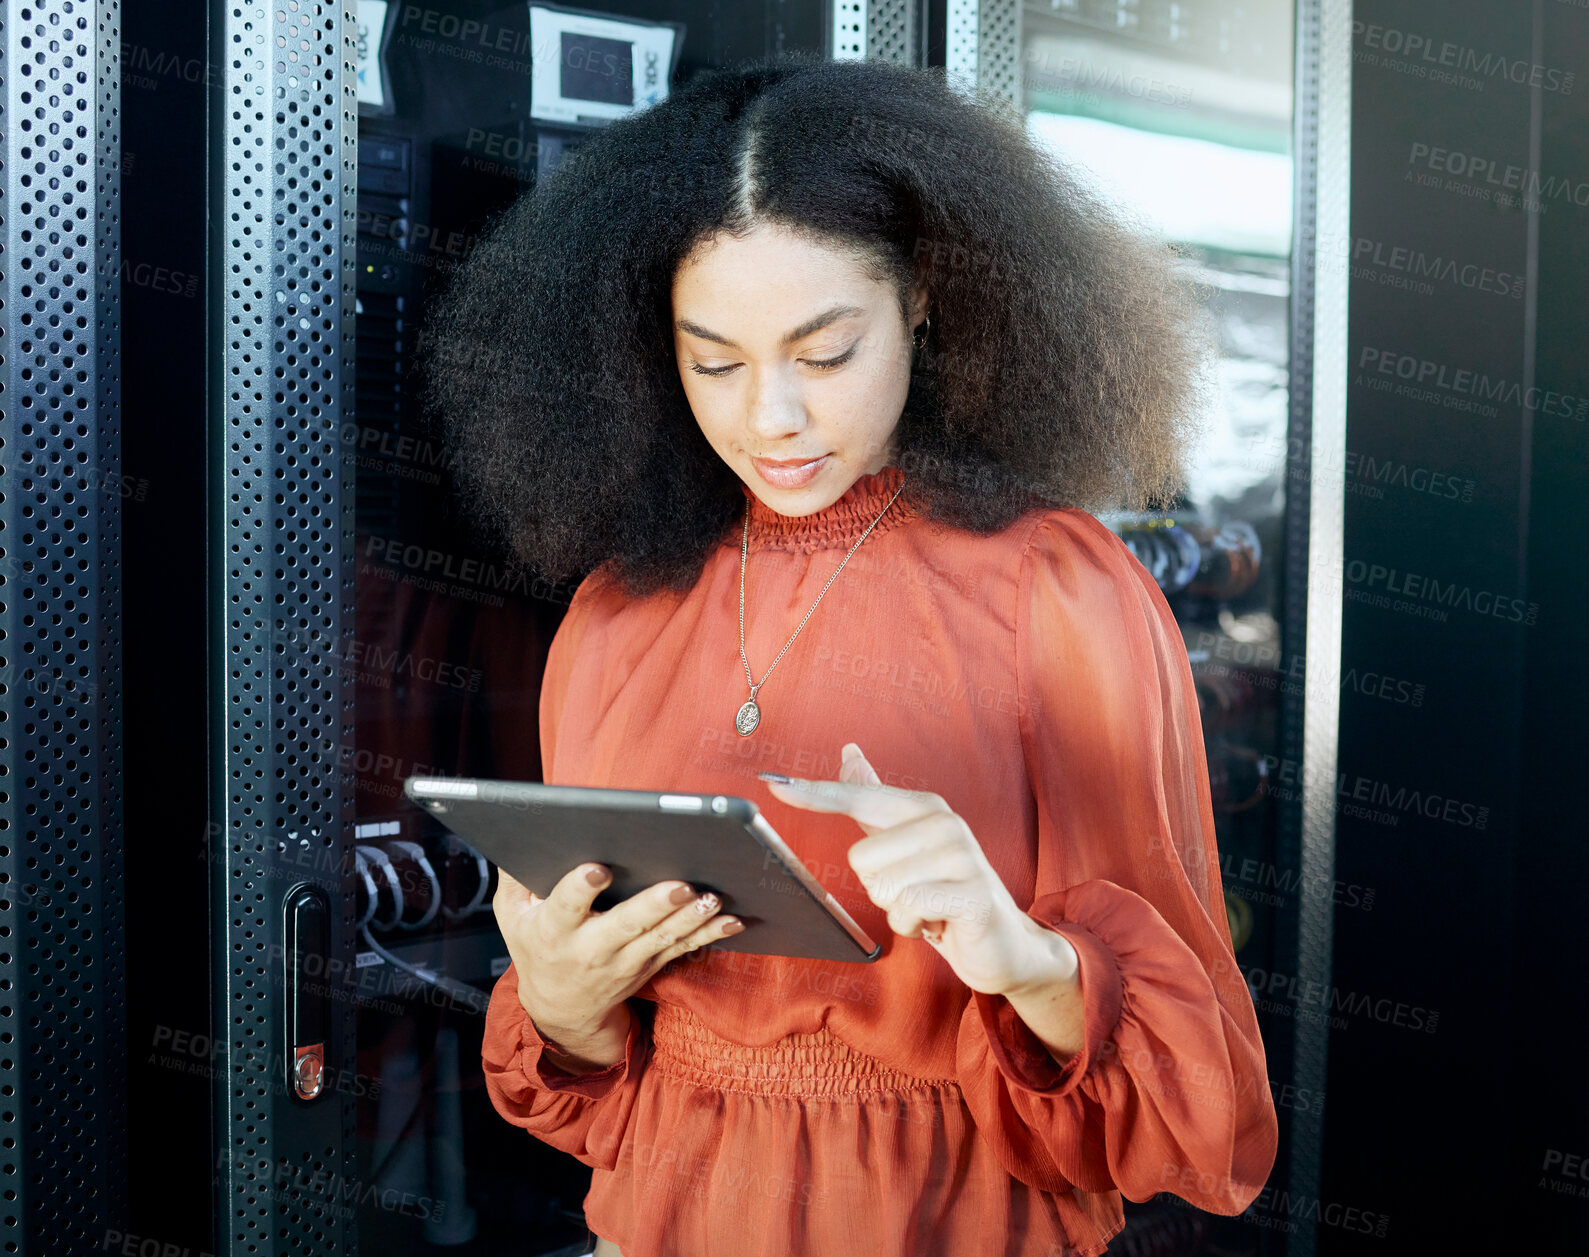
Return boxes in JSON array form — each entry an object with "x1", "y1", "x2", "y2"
[
  {"x1": 974, "y1": 889, "x2": 1126, "y2": 1099},
  {"x1": 482, "y1": 963, "x2": 646, "y2": 1101}
]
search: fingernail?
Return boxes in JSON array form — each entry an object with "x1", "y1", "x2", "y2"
[
  {"x1": 721, "y1": 919, "x2": 745, "y2": 934},
  {"x1": 693, "y1": 893, "x2": 720, "y2": 916},
  {"x1": 757, "y1": 771, "x2": 793, "y2": 784},
  {"x1": 585, "y1": 866, "x2": 610, "y2": 886},
  {"x1": 669, "y1": 884, "x2": 696, "y2": 905}
]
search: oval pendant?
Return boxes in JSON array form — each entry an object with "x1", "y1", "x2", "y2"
[{"x1": 735, "y1": 699, "x2": 761, "y2": 736}]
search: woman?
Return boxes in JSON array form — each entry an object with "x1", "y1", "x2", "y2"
[{"x1": 420, "y1": 51, "x2": 1278, "y2": 1257}]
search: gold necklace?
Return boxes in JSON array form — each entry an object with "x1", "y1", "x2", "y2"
[{"x1": 735, "y1": 473, "x2": 908, "y2": 736}]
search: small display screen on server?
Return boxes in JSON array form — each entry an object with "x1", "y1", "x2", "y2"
[
  {"x1": 561, "y1": 32, "x2": 634, "y2": 105},
  {"x1": 530, "y1": 3, "x2": 684, "y2": 124}
]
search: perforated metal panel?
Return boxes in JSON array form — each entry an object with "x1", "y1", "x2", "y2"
[
  {"x1": 833, "y1": 0, "x2": 865, "y2": 58},
  {"x1": 866, "y1": 0, "x2": 920, "y2": 66},
  {"x1": 1281, "y1": 1, "x2": 1351, "y2": 1252},
  {"x1": 946, "y1": 0, "x2": 978, "y2": 91},
  {"x1": 945, "y1": 2, "x2": 1020, "y2": 104},
  {"x1": 834, "y1": 0, "x2": 924, "y2": 66},
  {"x1": 0, "y1": 0, "x2": 129, "y2": 1250},
  {"x1": 208, "y1": 2, "x2": 360, "y2": 1254},
  {"x1": 976, "y1": 0, "x2": 1020, "y2": 104}
]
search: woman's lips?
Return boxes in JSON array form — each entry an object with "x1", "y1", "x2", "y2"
[{"x1": 750, "y1": 454, "x2": 829, "y2": 489}]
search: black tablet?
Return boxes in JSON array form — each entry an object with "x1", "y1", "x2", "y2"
[{"x1": 402, "y1": 776, "x2": 882, "y2": 963}]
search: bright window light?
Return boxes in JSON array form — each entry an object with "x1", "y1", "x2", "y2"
[{"x1": 1027, "y1": 112, "x2": 1293, "y2": 256}]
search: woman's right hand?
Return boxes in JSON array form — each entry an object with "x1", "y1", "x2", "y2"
[{"x1": 492, "y1": 863, "x2": 743, "y2": 1068}]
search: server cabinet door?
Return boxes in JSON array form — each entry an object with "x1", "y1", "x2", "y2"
[
  {"x1": 0, "y1": 0, "x2": 129, "y2": 1249},
  {"x1": 205, "y1": 3, "x2": 840, "y2": 1256},
  {"x1": 205, "y1": 0, "x2": 362, "y2": 1249},
  {"x1": 1014, "y1": 2, "x2": 1340, "y2": 1254}
]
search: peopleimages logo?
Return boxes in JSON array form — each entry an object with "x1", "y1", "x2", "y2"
[
  {"x1": 1334, "y1": 773, "x2": 1489, "y2": 830},
  {"x1": 1348, "y1": 236, "x2": 1524, "y2": 299},
  {"x1": 395, "y1": 4, "x2": 542, "y2": 58},
  {"x1": 1406, "y1": 142, "x2": 1589, "y2": 209},
  {"x1": 1241, "y1": 967, "x2": 1440, "y2": 1035},
  {"x1": 1022, "y1": 50, "x2": 1193, "y2": 109},
  {"x1": 1358, "y1": 347, "x2": 1589, "y2": 421},
  {"x1": 1337, "y1": 557, "x2": 1539, "y2": 626},
  {"x1": 1354, "y1": 22, "x2": 1574, "y2": 93}
]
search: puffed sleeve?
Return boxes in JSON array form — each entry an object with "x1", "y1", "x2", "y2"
[
  {"x1": 481, "y1": 962, "x2": 649, "y2": 1169},
  {"x1": 954, "y1": 509, "x2": 1279, "y2": 1213},
  {"x1": 479, "y1": 563, "x2": 652, "y2": 1170}
]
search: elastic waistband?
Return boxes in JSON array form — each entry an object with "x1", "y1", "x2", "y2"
[{"x1": 647, "y1": 1000, "x2": 956, "y2": 1100}]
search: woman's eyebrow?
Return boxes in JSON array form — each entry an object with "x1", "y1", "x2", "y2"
[{"x1": 674, "y1": 304, "x2": 865, "y2": 350}]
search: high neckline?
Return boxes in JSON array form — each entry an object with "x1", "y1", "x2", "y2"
[{"x1": 734, "y1": 463, "x2": 919, "y2": 553}]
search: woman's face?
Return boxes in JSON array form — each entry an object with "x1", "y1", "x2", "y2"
[{"x1": 672, "y1": 223, "x2": 927, "y2": 516}]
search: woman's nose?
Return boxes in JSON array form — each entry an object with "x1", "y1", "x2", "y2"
[{"x1": 742, "y1": 377, "x2": 810, "y2": 442}]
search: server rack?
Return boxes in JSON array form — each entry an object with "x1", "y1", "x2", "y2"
[{"x1": 0, "y1": 0, "x2": 129, "y2": 1249}]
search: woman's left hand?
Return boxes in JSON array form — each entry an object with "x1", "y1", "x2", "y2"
[{"x1": 760, "y1": 743, "x2": 1078, "y2": 999}]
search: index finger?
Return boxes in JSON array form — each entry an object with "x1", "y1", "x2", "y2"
[
  {"x1": 493, "y1": 868, "x2": 532, "y2": 913},
  {"x1": 535, "y1": 862, "x2": 614, "y2": 931},
  {"x1": 758, "y1": 773, "x2": 946, "y2": 828}
]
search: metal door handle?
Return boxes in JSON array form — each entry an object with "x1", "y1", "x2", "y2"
[{"x1": 283, "y1": 884, "x2": 330, "y2": 1101}]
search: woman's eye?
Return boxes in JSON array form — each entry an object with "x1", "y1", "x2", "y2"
[
  {"x1": 686, "y1": 346, "x2": 857, "y2": 377},
  {"x1": 803, "y1": 346, "x2": 856, "y2": 372}
]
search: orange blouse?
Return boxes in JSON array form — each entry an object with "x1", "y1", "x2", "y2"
[{"x1": 482, "y1": 463, "x2": 1279, "y2": 1256}]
